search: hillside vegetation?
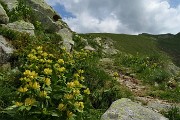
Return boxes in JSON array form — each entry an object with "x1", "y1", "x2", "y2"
[{"x1": 0, "y1": 0, "x2": 180, "y2": 120}]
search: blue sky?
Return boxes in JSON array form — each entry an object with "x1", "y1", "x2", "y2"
[
  {"x1": 53, "y1": 4, "x2": 75, "y2": 18},
  {"x1": 45, "y1": 0, "x2": 180, "y2": 34},
  {"x1": 169, "y1": 0, "x2": 180, "y2": 7}
]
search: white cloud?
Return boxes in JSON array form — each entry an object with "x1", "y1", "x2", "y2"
[{"x1": 45, "y1": 0, "x2": 180, "y2": 34}]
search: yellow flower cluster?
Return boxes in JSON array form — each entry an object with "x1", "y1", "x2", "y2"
[
  {"x1": 14, "y1": 46, "x2": 92, "y2": 119},
  {"x1": 74, "y1": 102, "x2": 84, "y2": 110},
  {"x1": 15, "y1": 102, "x2": 23, "y2": 106},
  {"x1": 27, "y1": 53, "x2": 37, "y2": 60},
  {"x1": 64, "y1": 94, "x2": 73, "y2": 100},
  {"x1": 28, "y1": 81, "x2": 40, "y2": 89},
  {"x1": 39, "y1": 91, "x2": 47, "y2": 97},
  {"x1": 57, "y1": 67, "x2": 66, "y2": 72},
  {"x1": 18, "y1": 87, "x2": 28, "y2": 93},
  {"x1": 44, "y1": 78, "x2": 51, "y2": 86},
  {"x1": 25, "y1": 98, "x2": 36, "y2": 106},
  {"x1": 58, "y1": 103, "x2": 66, "y2": 111},
  {"x1": 84, "y1": 88, "x2": 90, "y2": 95},
  {"x1": 44, "y1": 68, "x2": 52, "y2": 75},
  {"x1": 67, "y1": 110, "x2": 73, "y2": 118},
  {"x1": 23, "y1": 70, "x2": 38, "y2": 79},
  {"x1": 57, "y1": 59, "x2": 64, "y2": 64}
]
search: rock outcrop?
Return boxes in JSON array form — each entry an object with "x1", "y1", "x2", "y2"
[
  {"x1": 3, "y1": 20, "x2": 35, "y2": 35},
  {"x1": 0, "y1": 3, "x2": 9, "y2": 24},
  {"x1": 101, "y1": 98, "x2": 168, "y2": 120},
  {"x1": 0, "y1": 0, "x2": 18, "y2": 10},
  {"x1": 0, "y1": 35, "x2": 14, "y2": 64},
  {"x1": 25, "y1": 0, "x2": 74, "y2": 51},
  {"x1": 57, "y1": 28, "x2": 74, "y2": 51},
  {"x1": 26, "y1": 0, "x2": 60, "y2": 32}
]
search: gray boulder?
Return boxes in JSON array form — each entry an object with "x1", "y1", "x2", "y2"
[
  {"x1": 0, "y1": 4, "x2": 9, "y2": 24},
  {"x1": 57, "y1": 28, "x2": 74, "y2": 52},
  {"x1": 26, "y1": 0, "x2": 74, "y2": 51},
  {"x1": 3, "y1": 20, "x2": 35, "y2": 35},
  {"x1": 0, "y1": 35, "x2": 14, "y2": 64},
  {"x1": 26, "y1": 0, "x2": 61, "y2": 32},
  {"x1": 101, "y1": 98, "x2": 168, "y2": 120},
  {"x1": 0, "y1": 0, "x2": 18, "y2": 10}
]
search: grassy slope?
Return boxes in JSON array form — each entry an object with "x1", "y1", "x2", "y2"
[
  {"x1": 84, "y1": 33, "x2": 180, "y2": 67},
  {"x1": 155, "y1": 34, "x2": 180, "y2": 66}
]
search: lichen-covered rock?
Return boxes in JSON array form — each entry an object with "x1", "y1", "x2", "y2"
[
  {"x1": 84, "y1": 45, "x2": 95, "y2": 51},
  {"x1": 0, "y1": 0, "x2": 18, "y2": 10},
  {"x1": 57, "y1": 28, "x2": 74, "y2": 52},
  {"x1": 3, "y1": 20, "x2": 35, "y2": 35},
  {"x1": 0, "y1": 35, "x2": 14, "y2": 64},
  {"x1": 101, "y1": 98, "x2": 168, "y2": 120},
  {"x1": 26, "y1": 0, "x2": 61, "y2": 32},
  {"x1": 0, "y1": 4, "x2": 9, "y2": 24},
  {"x1": 25, "y1": 0, "x2": 74, "y2": 50},
  {"x1": 94, "y1": 37, "x2": 102, "y2": 46}
]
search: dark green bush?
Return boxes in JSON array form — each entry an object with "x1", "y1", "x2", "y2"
[{"x1": 164, "y1": 106, "x2": 180, "y2": 120}]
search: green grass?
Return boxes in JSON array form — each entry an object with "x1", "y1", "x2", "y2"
[
  {"x1": 84, "y1": 33, "x2": 159, "y2": 56},
  {"x1": 79, "y1": 33, "x2": 180, "y2": 104},
  {"x1": 155, "y1": 34, "x2": 180, "y2": 66}
]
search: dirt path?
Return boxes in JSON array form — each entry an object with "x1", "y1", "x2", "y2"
[{"x1": 106, "y1": 69, "x2": 180, "y2": 113}]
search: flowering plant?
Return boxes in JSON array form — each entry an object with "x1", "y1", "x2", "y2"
[{"x1": 7, "y1": 46, "x2": 91, "y2": 119}]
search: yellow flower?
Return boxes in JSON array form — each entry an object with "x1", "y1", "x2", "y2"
[
  {"x1": 27, "y1": 54, "x2": 37, "y2": 60},
  {"x1": 39, "y1": 59, "x2": 45, "y2": 63},
  {"x1": 42, "y1": 52, "x2": 48, "y2": 57},
  {"x1": 58, "y1": 67, "x2": 66, "y2": 72},
  {"x1": 67, "y1": 111, "x2": 73, "y2": 118},
  {"x1": 46, "y1": 59, "x2": 52, "y2": 64},
  {"x1": 44, "y1": 78, "x2": 51, "y2": 86},
  {"x1": 37, "y1": 50, "x2": 43, "y2": 54},
  {"x1": 57, "y1": 59, "x2": 64, "y2": 64},
  {"x1": 74, "y1": 80, "x2": 80, "y2": 86},
  {"x1": 113, "y1": 72, "x2": 119, "y2": 77},
  {"x1": 31, "y1": 49, "x2": 36, "y2": 54},
  {"x1": 61, "y1": 47, "x2": 66, "y2": 51},
  {"x1": 29, "y1": 71, "x2": 38, "y2": 79},
  {"x1": 23, "y1": 70, "x2": 31, "y2": 76},
  {"x1": 36, "y1": 46, "x2": 43, "y2": 50},
  {"x1": 64, "y1": 94, "x2": 73, "y2": 99},
  {"x1": 79, "y1": 76, "x2": 85, "y2": 81},
  {"x1": 67, "y1": 82, "x2": 75, "y2": 88},
  {"x1": 48, "y1": 54, "x2": 54, "y2": 58},
  {"x1": 44, "y1": 68, "x2": 52, "y2": 75},
  {"x1": 19, "y1": 77, "x2": 31, "y2": 82},
  {"x1": 32, "y1": 81, "x2": 40, "y2": 89},
  {"x1": 73, "y1": 89, "x2": 80, "y2": 95},
  {"x1": 78, "y1": 70, "x2": 84, "y2": 74},
  {"x1": 58, "y1": 103, "x2": 66, "y2": 111},
  {"x1": 84, "y1": 88, "x2": 90, "y2": 95},
  {"x1": 18, "y1": 87, "x2": 28, "y2": 93},
  {"x1": 15, "y1": 102, "x2": 23, "y2": 106},
  {"x1": 39, "y1": 91, "x2": 47, "y2": 97},
  {"x1": 79, "y1": 102, "x2": 84, "y2": 109},
  {"x1": 23, "y1": 70, "x2": 38, "y2": 79},
  {"x1": 54, "y1": 63, "x2": 59, "y2": 68},
  {"x1": 73, "y1": 73, "x2": 80, "y2": 78},
  {"x1": 25, "y1": 98, "x2": 36, "y2": 106},
  {"x1": 74, "y1": 102, "x2": 84, "y2": 110}
]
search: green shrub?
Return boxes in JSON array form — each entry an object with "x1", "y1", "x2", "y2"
[
  {"x1": 3, "y1": 46, "x2": 92, "y2": 120},
  {"x1": 8, "y1": 0, "x2": 32, "y2": 22},
  {"x1": 164, "y1": 106, "x2": 180, "y2": 120},
  {"x1": 114, "y1": 53, "x2": 170, "y2": 84}
]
